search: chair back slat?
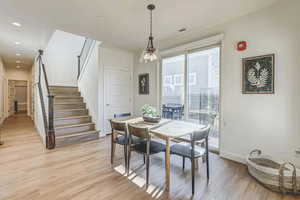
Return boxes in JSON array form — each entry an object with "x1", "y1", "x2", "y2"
[
  {"x1": 127, "y1": 123, "x2": 149, "y2": 139},
  {"x1": 110, "y1": 120, "x2": 127, "y2": 134},
  {"x1": 114, "y1": 113, "x2": 131, "y2": 118},
  {"x1": 192, "y1": 125, "x2": 211, "y2": 142}
]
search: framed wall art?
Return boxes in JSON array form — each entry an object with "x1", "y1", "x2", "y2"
[
  {"x1": 138, "y1": 73, "x2": 149, "y2": 95},
  {"x1": 242, "y1": 54, "x2": 275, "y2": 94}
]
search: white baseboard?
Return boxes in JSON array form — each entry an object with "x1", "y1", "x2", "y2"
[{"x1": 219, "y1": 151, "x2": 246, "y2": 164}]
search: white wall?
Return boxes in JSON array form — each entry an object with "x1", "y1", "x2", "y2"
[
  {"x1": 78, "y1": 42, "x2": 100, "y2": 130},
  {"x1": 78, "y1": 43, "x2": 134, "y2": 135},
  {"x1": 133, "y1": 58, "x2": 159, "y2": 116},
  {"x1": 44, "y1": 30, "x2": 85, "y2": 86},
  {"x1": 133, "y1": 0, "x2": 300, "y2": 167},
  {"x1": 0, "y1": 57, "x2": 7, "y2": 124}
]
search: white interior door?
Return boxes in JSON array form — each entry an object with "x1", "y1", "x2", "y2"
[{"x1": 104, "y1": 69, "x2": 131, "y2": 134}]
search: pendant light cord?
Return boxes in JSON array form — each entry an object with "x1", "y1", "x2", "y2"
[{"x1": 150, "y1": 9, "x2": 153, "y2": 37}]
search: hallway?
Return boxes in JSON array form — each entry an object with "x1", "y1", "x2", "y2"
[{"x1": 0, "y1": 115, "x2": 298, "y2": 200}]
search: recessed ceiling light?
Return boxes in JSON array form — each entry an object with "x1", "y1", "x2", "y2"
[
  {"x1": 16, "y1": 65, "x2": 21, "y2": 69},
  {"x1": 15, "y1": 42, "x2": 21, "y2": 45},
  {"x1": 12, "y1": 22, "x2": 22, "y2": 27},
  {"x1": 178, "y1": 28, "x2": 187, "y2": 32},
  {"x1": 16, "y1": 53, "x2": 21, "y2": 56},
  {"x1": 16, "y1": 60, "x2": 21, "y2": 63}
]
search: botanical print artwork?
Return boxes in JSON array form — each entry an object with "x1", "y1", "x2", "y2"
[
  {"x1": 242, "y1": 54, "x2": 274, "y2": 94},
  {"x1": 139, "y1": 73, "x2": 149, "y2": 95}
]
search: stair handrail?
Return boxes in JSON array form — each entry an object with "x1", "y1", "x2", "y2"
[
  {"x1": 37, "y1": 50, "x2": 55, "y2": 149},
  {"x1": 77, "y1": 38, "x2": 94, "y2": 79}
]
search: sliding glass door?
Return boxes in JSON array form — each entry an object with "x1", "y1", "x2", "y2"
[
  {"x1": 187, "y1": 47, "x2": 220, "y2": 149},
  {"x1": 161, "y1": 55, "x2": 185, "y2": 120},
  {"x1": 161, "y1": 46, "x2": 220, "y2": 150}
]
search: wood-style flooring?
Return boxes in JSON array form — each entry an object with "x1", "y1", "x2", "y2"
[{"x1": 0, "y1": 115, "x2": 298, "y2": 200}]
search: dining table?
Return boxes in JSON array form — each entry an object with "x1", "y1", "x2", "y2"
[{"x1": 118, "y1": 117, "x2": 206, "y2": 191}]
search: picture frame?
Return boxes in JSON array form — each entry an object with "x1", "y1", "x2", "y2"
[
  {"x1": 242, "y1": 54, "x2": 275, "y2": 94},
  {"x1": 138, "y1": 73, "x2": 149, "y2": 95}
]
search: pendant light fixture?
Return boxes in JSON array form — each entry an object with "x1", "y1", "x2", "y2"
[{"x1": 140, "y1": 4, "x2": 159, "y2": 63}]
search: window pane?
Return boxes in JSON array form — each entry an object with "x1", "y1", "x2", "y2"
[{"x1": 161, "y1": 55, "x2": 185, "y2": 120}]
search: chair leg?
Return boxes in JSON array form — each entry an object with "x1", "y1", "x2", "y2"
[
  {"x1": 146, "y1": 153, "x2": 150, "y2": 188},
  {"x1": 123, "y1": 144, "x2": 127, "y2": 173},
  {"x1": 206, "y1": 138, "x2": 210, "y2": 180},
  {"x1": 182, "y1": 156, "x2": 185, "y2": 171},
  {"x1": 191, "y1": 157, "x2": 195, "y2": 195},
  {"x1": 146, "y1": 140, "x2": 150, "y2": 188},
  {"x1": 111, "y1": 134, "x2": 116, "y2": 165},
  {"x1": 143, "y1": 154, "x2": 146, "y2": 165},
  {"x1": 127, "y1": 146, "x2": 131, "y2": 174},
  {"x1": 191, "y1": 141, "x2": 195, "y2": 195}
]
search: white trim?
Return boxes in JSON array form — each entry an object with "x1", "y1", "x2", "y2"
[
  {"x1": 103, "y1": 66, "x2": 130, "y2": 71},
  {"x1": 220, "y1": 151, "x2": 246, "y2": 164},
  {"x1": 160, "y1": 34, "x2": 224, "y2": 57}
]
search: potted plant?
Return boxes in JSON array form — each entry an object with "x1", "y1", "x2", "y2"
[{"x1": 141, "y1": 104, "x2": 161, "y2": 123}]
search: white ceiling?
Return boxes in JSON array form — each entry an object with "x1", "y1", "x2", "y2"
[{"x1": 0, "y1": 0, "x2": 281, "y2": 70}]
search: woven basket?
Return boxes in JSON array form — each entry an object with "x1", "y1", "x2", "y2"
[{"x1": 246, "y1": 149, "x2": 300, "y2": 195}]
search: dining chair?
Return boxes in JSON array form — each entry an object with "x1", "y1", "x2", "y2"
[
  {"x1": 127, "y1": 123, "x2": 166, "y2": 188},
  {"x1": 110, "y1": 113, "x2": 140, "y2": 169},
  {"x1": 170, "y1": 125, "x2": 211, "y2": 195}
]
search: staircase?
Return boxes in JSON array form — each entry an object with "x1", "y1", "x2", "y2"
[{"x1": 50, "y1": 86, "x2": 100, "y2": 147}]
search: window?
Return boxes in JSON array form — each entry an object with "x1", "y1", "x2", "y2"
[
  {"x1": 188, "y1": 73, "x2": 197, "y2": 86},
  {"x1": 174, "y1": 74, "x2": 184, "y2": 86},
  {"x1": 163, "y1": 75, "x2": 173, "y2": 86}
]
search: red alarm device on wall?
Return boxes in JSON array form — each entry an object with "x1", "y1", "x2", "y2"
[{"x1": 237, "y1": 41, "x2": 247, "y2": 51}]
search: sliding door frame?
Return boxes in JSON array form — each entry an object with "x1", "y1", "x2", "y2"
[
  {"x1": 158, "y1": 35, "x2": 223, "y2": 151},
  {"x1": 159, "y1": 43, "x2": 221, "y2": 118}
]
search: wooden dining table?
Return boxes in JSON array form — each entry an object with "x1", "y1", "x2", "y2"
[{"x1": 119, "y1": 117, "x2": 206, "y2": 191}]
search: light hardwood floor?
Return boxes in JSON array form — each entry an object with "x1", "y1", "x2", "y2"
[{"x1": 0, "y1": 115, "x2": 298, "y2": 200}]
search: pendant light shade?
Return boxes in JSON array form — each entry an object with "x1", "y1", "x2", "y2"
[{"x1": 140, "y1": 4, "x2": 159, "y2": 63}]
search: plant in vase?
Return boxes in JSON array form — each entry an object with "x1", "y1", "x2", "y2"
[{"x1": 141, "y1": 104, "x2": 161, "y2": 123}]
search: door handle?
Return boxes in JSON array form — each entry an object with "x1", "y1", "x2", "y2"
[{"x1": 106, "y1": 104, "x2": 110, "y2": 106}]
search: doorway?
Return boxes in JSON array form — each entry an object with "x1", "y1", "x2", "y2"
[
  {"x1": 103, "y1": 69, "x2": 132, "y2": 134},
  {"x1": 8, "y1": 80, "x2": 28, "y2": 115}
]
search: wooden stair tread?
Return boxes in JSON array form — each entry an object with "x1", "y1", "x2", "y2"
[
  {"x1": 54, "y1": 115, "x2": 90, "y2": 120},
  {"x1": 54, "y1": 103, "x2": 84, "y2": 105},
  {"x1": 50, "y1": 86, "x2": 78, "y2": 88},
  {"x1": 56, "y1": 130, "x2": 99, "y2": 139},
  {"x1": 54, "y1": 96, "x2": 82, "y2": 98},
  {"x1": 55, "y1": 108, "x2": 87, "y2": 112},
  {"x1": 55, "y1": 122, "x2": 94, "y2": 129}
]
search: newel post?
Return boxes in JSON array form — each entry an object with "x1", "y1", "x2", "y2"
[{"x1": 46, "y1": 95, "x2": 55, "y2": 149}]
